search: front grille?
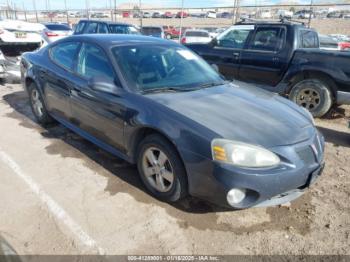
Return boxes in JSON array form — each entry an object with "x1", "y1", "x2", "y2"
[{"x1": 297, "y1": 146, "x2": 316, "y2": 165}]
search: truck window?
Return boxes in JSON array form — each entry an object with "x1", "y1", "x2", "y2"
[
  {"x1": 74, "y1": 21, "x2": 86, "y2": 34},
  {"x1": 85, "y1": 22, "x2": 98, "y2": 34},
  {"x1": 249, "y1": 27, "x2": 285, "y2": 52},
  {"x1": 217, "y1": 28, "x2": 253, "y2": 49},
  {"x1": 300, "y1": 30, "x2": 318, "y2": 48},
  {"x1": 98, "y1": 23, "x2": 109, "y2": 34}
]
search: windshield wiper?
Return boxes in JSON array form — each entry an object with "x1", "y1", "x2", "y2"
[
  {"x1": 142, "y1": 87, "x2": 192, "y2": 94},
  {"x1": 197, "y1": 81, "x2": 228, "y2": 89}
]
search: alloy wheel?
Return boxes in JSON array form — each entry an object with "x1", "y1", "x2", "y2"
[
  {"x1": 142, "y1": 147, "x2": 174, "y2": 193},
  {"x1": 31, "y1": 89, "x2": 44, "y2": 118},
  {"x1": 295, "y1": 88, "x2": 321, "y2": 110}
]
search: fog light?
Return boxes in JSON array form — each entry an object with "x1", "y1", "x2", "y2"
[{"x1": 227, "y1": 188, "x2": 246, "y2": 206}]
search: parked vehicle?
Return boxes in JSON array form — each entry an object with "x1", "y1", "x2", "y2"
[
  {"x1": 91, "y1": 12, "x2": 109, "y2": 18},
  {"x1": 219, "y1": 12, "x2": 232, "y2": 19},
  {"x1": 294, "y1": 10, "x2": 315, "y2": 19},
  {"x1": 42, "y1": 23, "x2": 73, "y2": 45},
  {"x1": 73, "y1": 20, "x2": 140, "y2": 35},
  {"x1": 163, "y1": 26, "x2": 180, "y2": 39},
  {"x1": 206, "y1": 11, "x2": 217, "y2": 19},
  {"x1": 181, "y1": 30, "x2": 211, "y2": 44},
  {"x1": 21, "y1": 34, "x2": 324, "y2": 209},
  {"x1": 327, "y1": 11, "x2": 344, "y2": 18},
  {"x1": 338, "y1": 42, "x2": 350, "y2": 51},
  {"x1": 276, "y1": 9, "x2": 293, "y2": 19},
  {"x1": 141, "y1": 26, "x2": 165, "y2": 38},
  {"x1": 186, "y1": 21, "x2": 350, "y2": 117},
  {"x1": 143, "y1": 12, "x2": 152, "y2": 18},
  {"x1": 176, "y1": 11, "x2": 189, "y2": 18},
  {"x1": 318, "y1": 34, "x2": 339, "y2": 50},
  {"x1": 122, "y1": 11, "x2": 130, "y2": 18},
  {"x1": 162, "y1": 12, "x2": 173, "y2": 18},
  {"x1": 0, "y1": 20, "x2": 44, "y2": 57},
  {"x1": 203, "y1": 27, "x2": 219, "y2": 38},
  {"x1": 259, "y1": 10, "x2": 272, "y2": 19},
  {"x1": 152, "y1": 12, "x2": 161, "y2": 18}
]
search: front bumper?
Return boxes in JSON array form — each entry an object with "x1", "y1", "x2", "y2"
[{"x1": 181, "y1": 131, "x2": 325, "y2": 209}]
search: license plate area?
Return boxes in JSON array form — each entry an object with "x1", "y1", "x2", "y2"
[{"x1": 15, "y1": 32, "x2": 27, "y2": 38}]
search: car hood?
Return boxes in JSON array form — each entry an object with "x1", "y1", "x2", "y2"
[{"x1": 147, "y1": 84, "x2": 315, "y2": 148}]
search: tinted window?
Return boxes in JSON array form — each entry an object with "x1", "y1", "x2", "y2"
[
  {"x1": 141, "y1": 27, "x2": 162, "y2": 36},
  {"x1": 300, "y1": 30, "x2": 318, "y2": 48},
  {"x1": 112, "y1": 45, "x2": 224, "y2": 92},
  {"x1": 98, "y1": 23, "x2": 109, "y2": 34},
  {"x1": 85, "y1": 22, "x2": 98, "y2": 34},
  {"x1": 217, "y1": 28, "x2": 253, "y2": 48},
  {"x1": 109, "y1": 24, "x2": 140, "y2": 34},
  {"x1": 74, "y1": 22, "x2": 86, "y2": 34},
  {"x1": 46, "y1": 24, "x2": 71, "y2": 31},
  {"x1": 50, "y1": 42, "x2": 80, "y2": 70},
  {"x1": 77, "y1": 43, "x2": 114, "y2": 80},
  {"x1": 186, "y1": 31, "x2": 209, "y2": 37},
  {"x1": 250, "y1": 27, "x2": 285, "y2": 52}
]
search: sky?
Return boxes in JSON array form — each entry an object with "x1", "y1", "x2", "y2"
[{"x1": 3, "y1": 0, "x2": 349, "y2": 11}]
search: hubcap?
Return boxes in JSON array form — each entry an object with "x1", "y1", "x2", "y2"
[
  {"x1": 296, "y1": 88, "x2": 320, "y2": 110},
  {"x1": 142, "y1": 147, "x2": 174, "y2": 193},
  {"x1": 31, "y1": 89, "x2": 44, "y2": 118}
]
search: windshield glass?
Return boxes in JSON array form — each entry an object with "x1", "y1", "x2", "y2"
[
  {"x1": 112, "y1": 45, "x2": 224, "y2": 93},
  {"x1": 109, "y1": 24, "x2": 140, "y2": 34}
]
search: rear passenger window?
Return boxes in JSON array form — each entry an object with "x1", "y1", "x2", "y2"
[
  {"x1": 50, "y1": 42, "x2": 80, "y2": 70},
  {"x1": 249, "y1": 27, "x2": 285, "y2": 52},
  {"x1": 77, "y1": 43, "x2": 114, "y2": 80},
  {"x1": 74, "y1": 22, "x2": 86, "y2": 34},
  {"x1": 300, "y1": 30, "x2": 318, "y2": 48},
  {"x1": 98, "y1": 23, "x2": 109, "y2": 34},
  {"x1": 85, "y1": 22, "x2": 98, "y2": 34}
]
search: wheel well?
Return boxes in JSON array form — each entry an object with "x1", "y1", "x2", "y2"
[
  {"x1": 25, "y1": 77, "x2": 35, "y2": 92},
  {"x1": 288, "y1": 71, "x2": 337, "y2": 99}
]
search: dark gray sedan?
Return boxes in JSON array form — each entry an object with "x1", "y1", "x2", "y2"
[{"x1": 21, "y1": 35, "x2": 324, "y2": 209}]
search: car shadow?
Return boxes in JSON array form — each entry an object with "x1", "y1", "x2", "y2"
[
  {"x1": 317, "y1": 126, "x2": 350, "y2": 148},
  {"x1": 3, "y1": 90, "x2": 228, "y2": 214}
]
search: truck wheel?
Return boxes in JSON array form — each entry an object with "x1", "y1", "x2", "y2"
[
  {"x1": 166, "y1": 34, "x2": 172, "y2": 40},
  {"x1": 289, "y1": 79, "x2": 332, "y2": 118}
]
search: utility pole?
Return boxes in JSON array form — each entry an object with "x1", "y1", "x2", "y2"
[
  {"x1": 110, "y1": 0, "x2": 113, "y2": 21},
  {"x1": 114, "y1": 0, "x2": 117, "y2": 21},
  {"x1": 85, "y1": 0, "x2": 89, "y2": 20},
  {"x1": 179, "y1": 0, "x2": 184, "y2": 43},
  {"x1": 235, "y1": 0, "x2": 240, "y2": 23},
  {"x1": 139, "y1": 0, "x2": 142, "y2": 28},
  {"x1": 33, "y1": 0, "x2": 38, "y2": 22},
  {"x1": 308, "y1": 0, "x2": 313, "y2": 28},
  {"x1": 23, "y1": 2, "x2": 27, "y2": 21},
  {"x1": 64, "y1": 0, "x2": 68, "y2": 24}
]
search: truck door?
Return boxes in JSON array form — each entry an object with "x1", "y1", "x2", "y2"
[{"x1": 238, "y1": 25, "x2": 288, "y2": 87}]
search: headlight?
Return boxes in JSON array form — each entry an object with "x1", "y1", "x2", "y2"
[{"x1": 212, "y1": 139, "x2": 280, "y2": 168}]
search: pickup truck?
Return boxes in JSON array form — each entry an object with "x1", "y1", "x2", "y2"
[{"x1": 186, "y1": 21, "x2": 350, "y2": 117}]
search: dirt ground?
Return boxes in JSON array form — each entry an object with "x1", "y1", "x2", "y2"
[{"x1": 0, "y1": 83, "x2": 349, "y2": 255}]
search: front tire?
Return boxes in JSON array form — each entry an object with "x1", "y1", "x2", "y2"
[
  {"x1": 137, "y1": 134, "x2": 188, "y2": 202},
  {"x1": 28, "y1": 82, "x2": 54, "y2": 126},
  {"x1": 289, "y1": 78, "x2": 333, "y2": 118}
]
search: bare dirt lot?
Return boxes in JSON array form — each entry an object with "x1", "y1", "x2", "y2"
[{"x1": 0, "y1": 83, "x2": 349, "y2": 255}]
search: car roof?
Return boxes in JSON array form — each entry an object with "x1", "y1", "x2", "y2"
[
  {"x1": 78, "y1": 20, "x2": 133, "y2": 26},
  {"x1": 60, "y1": 34, "x2": 177, "y2": 48}
]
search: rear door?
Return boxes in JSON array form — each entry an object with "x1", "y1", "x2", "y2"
[
  {"x1": 70, "y1": 42, "x2": 126, "y2": 151},
  {"x1": 238, "y1": 25, "x2": 288, "y2": 87},
  {"x1": 204, "y1": 25, "x2": 254, "y2": 80}
]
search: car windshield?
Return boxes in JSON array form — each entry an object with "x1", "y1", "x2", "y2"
[
  {"x1": 186, "y1": 31, "x2": 209, "y2": 37},
  {"x1": 112, "y1": 45, "x2": 224, "y2": 93},
  {"x1": 142, "y1": 27, "x2": 162, "y2": 36},
  {"x1": 109, "y1": 24, "x2": 140, "y2": 34},
  {"x1": 45, "y1": 24, "x2": 71, "y2": 31}
]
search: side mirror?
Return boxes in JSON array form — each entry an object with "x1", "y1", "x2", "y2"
[
  {"x1": 211, "y1": 38, "x2": 218, "y2": 46},
  {"x1": 88, "y1": 76, "x2": 120, "y2": 95}
]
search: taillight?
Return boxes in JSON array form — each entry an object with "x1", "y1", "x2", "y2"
[
  {"x1": 0, "y1": 29, "x2": 4, "y2": 34},
  {"x1": 45, "y1": 31, "x2": 59, "y2": 37},
  {"x1": 339, "y1": 42, "x2": 350, "y2": 50},
  {"x1": 181, "y1": 37, "x2": 186, "y2": 44}
]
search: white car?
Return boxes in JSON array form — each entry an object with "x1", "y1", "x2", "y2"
[
  {"x1": 0, "y1": 20, "x2": 44, "y2": 56},
  {"x1": 276, "y1": 10, "x2": 293, "y2": 19},
  {"x1": 206, "y1": 11, "x2": 217, "y2": 19},
  {"x1": 41, "y1": 23, "x2": 73, "y2": 45},
  {"x1": 181, "y1": 30, "x2": 212, "y2": 44},
  {"x1": 260, "y1": 10, "x2": 272, "y2": 19}
]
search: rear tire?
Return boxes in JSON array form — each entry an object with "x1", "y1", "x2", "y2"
[
  {"x1": 137, "y1": 134, "x2": 188, "y2": 202},
  {"x1": 289, "y1": 78, "x2": 333, "y2": 118},
  {"x1": 28, "y1": 82, "x2": 54, "y2": 126}
]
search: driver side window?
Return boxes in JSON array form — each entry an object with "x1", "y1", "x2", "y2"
[{"x1": 217, "y1": 28, "x2": 252, "y2": 49}]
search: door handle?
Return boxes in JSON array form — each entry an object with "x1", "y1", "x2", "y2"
[{"x1": 232, "y1": 52, "x2": 240, "y2": 59}]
